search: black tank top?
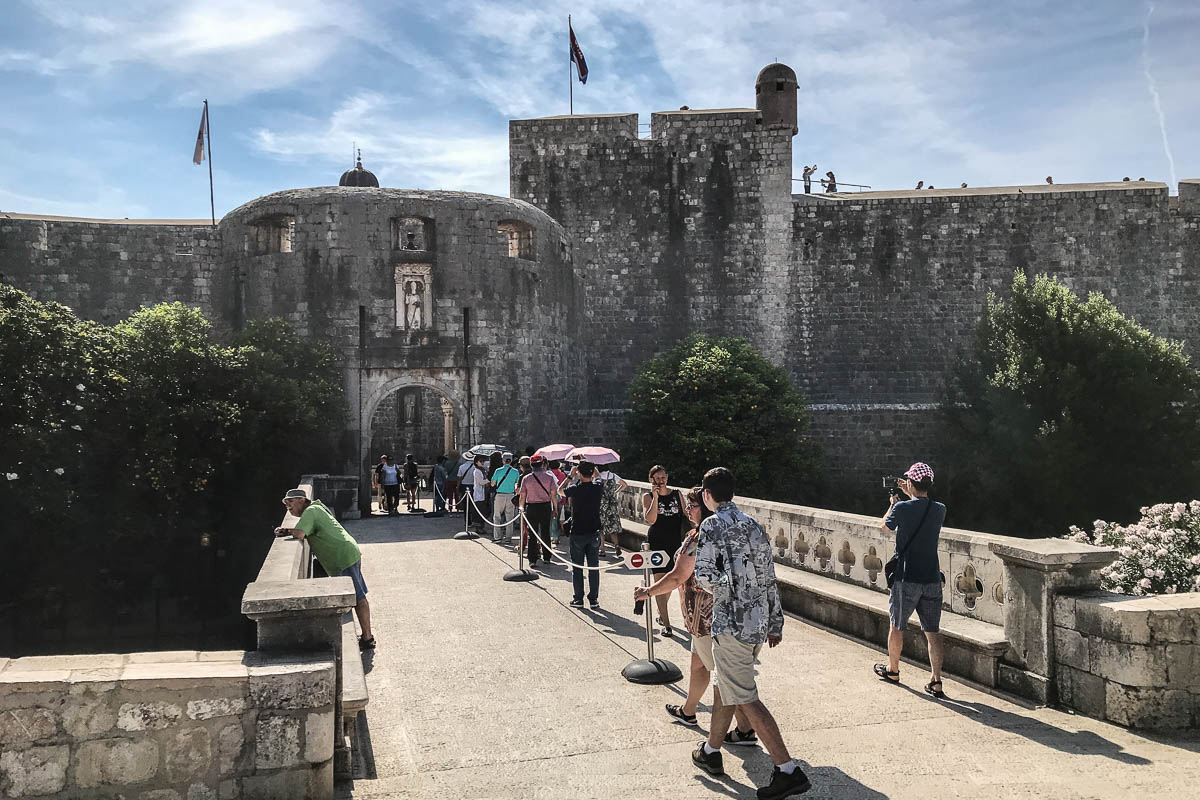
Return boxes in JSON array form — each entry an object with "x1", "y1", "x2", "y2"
[{"x1": 648, "y1": 490, "x2": 684, "y2": 541}]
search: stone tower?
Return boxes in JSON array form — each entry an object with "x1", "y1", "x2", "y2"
[{"x1": 755, "y1": 62, "x2": 798, "y2": 135}]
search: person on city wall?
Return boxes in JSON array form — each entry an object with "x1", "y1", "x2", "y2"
[
  {"x1": 431, "y1": 455, "x2": 448, "y2": 514},
  {"x1": 874, "y1": 461, "x2": 947, "y2": 699},
  {"x1": 596, "y1": 462, "x2": 628, "y2": 558},
  {"x1": 635, "y1": 485, "x2": 756, "y2": 743},
  {"x1": 275, "y1": 488, "x2": 376, "y2": 650},
  {"x1": 377, "y1": 455, "x2": 401, "y2": 516},
  {"x1": 490, "y1": 452, "x2": 521, "y2": 540},
  {"x1": 642, "y1": 465, "x2": 685, "y2": 636},
  {"x1": 560, "y1": 460, "x2": 604, "y2": 608},
  {"x1": 518, "y1": 454, "x2": 558, "y2": 565},
  {"x1": 403, "y1": 453, "x2": 420, "y2": 511},
  {"x1": 692, "y1": 467, "x2": 810, "y2": 799}
]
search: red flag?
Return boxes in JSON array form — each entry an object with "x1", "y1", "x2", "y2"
[
  {"x1": 193, "y1": 105, "x2": 207, "y2": 165},
  {"x1": 570, "y1": 24, "x2": 588, "y2": 84}
]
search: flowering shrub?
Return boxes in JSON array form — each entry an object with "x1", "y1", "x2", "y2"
[{"x1": 1066, "y1": 502, "x2": 1200, "y2": 595}]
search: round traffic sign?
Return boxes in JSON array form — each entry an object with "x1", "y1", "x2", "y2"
[
  {"x1": 650, "y1": 552, "x2": 666, "y2": 568},
  {"x1": 630, "y1": 553, "x2": 645, "y2": 568}
]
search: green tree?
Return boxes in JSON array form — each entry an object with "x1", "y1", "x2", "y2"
[
  {"x1": 941, "y1": 272, "x2": 1200, "y2": 538},
  {"x1": 0, "y1": 286, "x2": 345, "y2": 652},
  {"x1": 625, "y1": 334, "x2": 818, "y2": 501}
]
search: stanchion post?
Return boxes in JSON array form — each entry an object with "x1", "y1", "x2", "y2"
[
  {"x1": 621, "y1": 542, "x2": 683, "y2": 684},
  {"x1": 454, "y1": 493, "x2": 478, "y2": 540},
  {"x1": 503, "y1": 507, "x2": 538, "y2": 582}
]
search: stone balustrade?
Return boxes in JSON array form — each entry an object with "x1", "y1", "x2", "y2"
[{"x1": 618, "y1": 481, "x2": 1199, "y2": 729}]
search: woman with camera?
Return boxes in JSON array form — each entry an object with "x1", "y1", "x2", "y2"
[{"x1": 634, "y1": 486, "x2": 756, "y2": 743}]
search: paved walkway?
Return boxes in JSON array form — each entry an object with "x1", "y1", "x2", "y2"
[{"x1": 338, "y1": 506, "x2": 1200, "y2": 800}]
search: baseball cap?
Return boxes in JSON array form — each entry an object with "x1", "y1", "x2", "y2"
[
  {"x1": 529, "y1": 454, "x2": 545, "y2": 466},
  {"x1": 904, "y1": 462, "x2": 934, "y2": 482}
]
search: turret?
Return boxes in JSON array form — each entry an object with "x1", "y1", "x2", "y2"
[{"x1": 755, "y1": 63, "x2": 798, "y2": 135}]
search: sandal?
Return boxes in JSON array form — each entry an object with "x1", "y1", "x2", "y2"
[
  {"x1": 664, "y1": 704, "x2": 698, "y2": 727},
  {"x1": 358, "y1": 636, "x2": 377, "y2": 651},
  {"x1": 925, "y1": 679, "x2": 946, "y2": 699},
  {"x1": 873, "y1": 663, "x2": 899, "y2": 684}
]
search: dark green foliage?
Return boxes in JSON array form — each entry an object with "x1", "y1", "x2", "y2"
[
  {"x1": 625, "y1": 334, "x2": 818, "y2": 501},
  {"x1": 0, "y1": 285, "x2": 344, "y2": 652},
  {"x1": 941, "y1": 272, "x2": 1200, "y2": 538}
]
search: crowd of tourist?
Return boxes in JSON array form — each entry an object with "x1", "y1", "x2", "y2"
[{"x1": 340, "y1": 453, "x2": 946, "y2": 799}]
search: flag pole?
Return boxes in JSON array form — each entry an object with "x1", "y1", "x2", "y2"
[
  {"x1": 568, "y1": 16, "x2": 573, "y2": 115},
  {"x1": 204, "y1": 99, "x2": 215, "y2": 227}
]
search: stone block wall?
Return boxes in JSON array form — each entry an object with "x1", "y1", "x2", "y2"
[
  {"x1": 1052, "y1": 592, "x2": 1200, "y2": 729},
  {"x1": 0, "y1": 650, "x2": 336, "y2": 799},
  {"x1": 0, "y1": 216, "x2": 223, "y2": 328}
]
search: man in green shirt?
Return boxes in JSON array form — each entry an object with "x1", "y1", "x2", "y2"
[{"x1": 275, "y1": 488, "x2": 375, "y2": 649}]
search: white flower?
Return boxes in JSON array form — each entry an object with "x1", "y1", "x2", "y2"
[
  {"x1": 76, "y1": 384, "x2": 85, "y2": 391},
  {"x1": 1138, "y1": 577, "x2": 1152, "y2": 589},
  {"x1": 53, "y1": 468, "x2": 64, "y2": 476},
  {"x1": 71, "y1": 425, "x2": 82, "y2": 431},
  {"x1": 74, "y1": 405, "x2": 83, "y2": 411},
  {"x1": 4, "y1": 473, "x2": 17, "y2": 481}
]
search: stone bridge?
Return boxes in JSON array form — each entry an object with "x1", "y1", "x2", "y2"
[{"x1": 2, "y1": 485, "x2": 1198, "y2": 799}]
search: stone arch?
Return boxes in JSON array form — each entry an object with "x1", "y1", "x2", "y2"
[{"x1": 361, "y1": 373, "x2": 468, "y2": 464}]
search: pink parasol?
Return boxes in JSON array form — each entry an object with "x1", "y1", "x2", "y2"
[
  {"x1": 565, "y1": 446, "x2": 621, "y2": 465},
  {"x1": 534, "y1": 443, "x2": 576, "y2": 460}
]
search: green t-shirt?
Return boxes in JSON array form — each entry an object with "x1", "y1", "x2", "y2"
[{"x1": 294, "y1": 500, "x2": 361, "y2": 575}]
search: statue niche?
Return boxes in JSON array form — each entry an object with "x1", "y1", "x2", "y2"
[{"x1": 395, "y1": 264, "x2": 432, "y2": 332}]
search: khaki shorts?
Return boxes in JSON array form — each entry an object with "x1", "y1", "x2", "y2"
[
  {"x1": 691, "y1": 634, "x2": 714, "y2": 671},
  {"x1": 711, "y1": 634, "x2": 763, "y2": 705}
]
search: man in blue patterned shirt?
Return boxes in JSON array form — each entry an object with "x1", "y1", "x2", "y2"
[{"x1": 692, "y1": 467, "x2": 811, "y2": 798}]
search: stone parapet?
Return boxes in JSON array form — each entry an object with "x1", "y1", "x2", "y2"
[{"x1": 0, "y1": 651, "x2": 335, "y2": 799}]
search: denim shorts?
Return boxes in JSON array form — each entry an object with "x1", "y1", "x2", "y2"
[
  {"x1": 341, "y1": 560, "x2": 368, "y2": 601},
  {"x1": 889, "y1": 579, "x2": 942, "y2": 633}
]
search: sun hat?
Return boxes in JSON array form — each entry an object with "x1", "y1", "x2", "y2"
[
  {"x1": 281, "y1": 488, "x2": 310, "y2": 503},
  {"x1": 904, "y1": 462, "x2": 934, "y2": 482}
]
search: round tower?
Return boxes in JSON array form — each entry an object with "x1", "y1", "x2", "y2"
[{"x1": 755, "y1": 63, "x2": 798, "y2": 135}]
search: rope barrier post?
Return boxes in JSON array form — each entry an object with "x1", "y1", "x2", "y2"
[
  {"x1": 503, "y1": 506, "x2": 538, "y2": 582},
  {"x1": 621, "y1": 543, "x2": 682, "y2": 685},
  {"x1": 453, "y1": 492, "x2": 478, "y2": 540}
]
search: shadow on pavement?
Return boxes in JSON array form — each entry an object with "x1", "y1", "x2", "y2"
[
  {"x1": 696, "y1": 752, "x2": 890, "y2": 799},
  {"x1": 349, "y1": 514, "x2": 470, "y2": 544},
  {"x1": 898, "y1": 683, "x2": 1155, "y2": 765}
]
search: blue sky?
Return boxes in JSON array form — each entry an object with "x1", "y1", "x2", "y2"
[{"x1": 1, "y1": 0, "x2": 1197, "y2": 219}]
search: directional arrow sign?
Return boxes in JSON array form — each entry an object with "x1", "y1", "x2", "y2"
[{"x1": 624, "y1": 550, "x2": 670, "y2": 570}]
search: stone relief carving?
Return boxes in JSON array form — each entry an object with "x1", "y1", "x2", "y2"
[
  {"x1": 864, "y1": 546, "x2": 884, "y2": 584},
  {"x1": 954, "y1": 563, "x2": 985, "y2": 609},
  {"x1": 837, "y1": 541, "x2": 856, "y2": 576},
  {"x1": 395, "y1": 264, "x2": 432, "y2": 331}
]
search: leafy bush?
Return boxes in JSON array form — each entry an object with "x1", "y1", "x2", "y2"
[
  {"x1": 0, "y1": 285, "x2": 344, "y2": 651},
  {"x1": 941, "y1": 272, "x2": 1200, "y2": 538},
  {"x1": 625, "y1": 334, "x2": 819, "y2": 501},
  {"x1": 1066, "y1": 503, "x2": 1200, "y2": 595}
]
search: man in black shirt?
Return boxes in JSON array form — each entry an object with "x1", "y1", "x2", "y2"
[{"x1": 561, "y1": 461, "x2": 603, "y2": 609}]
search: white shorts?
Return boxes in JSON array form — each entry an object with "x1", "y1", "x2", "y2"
[
  {"x1": 691, "y1": 634, "x2": 714, "y2": 671},
  {"x1": 711, "y1": 634, "x2": 763, "y2": 705}
]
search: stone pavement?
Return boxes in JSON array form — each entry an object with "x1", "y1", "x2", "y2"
[{"x1": 337, "y1": 507, "x2": 1200, "y2": 800}]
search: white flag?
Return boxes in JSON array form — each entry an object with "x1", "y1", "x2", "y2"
[{"x1": 193, "y1": 105, "x2": 207, "y2": 165}]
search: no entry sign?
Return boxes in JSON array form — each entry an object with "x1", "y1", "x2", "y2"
[{"x1": 624, "y1": 550, "x2": 669, "y2": 570}]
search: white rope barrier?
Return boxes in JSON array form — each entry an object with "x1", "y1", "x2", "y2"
[
  {"x1": 516, "y1": 504, "x2": 627, "y2": 573},
  {"x1": 462, "y1": 492, "x2": 523, "y2": 529}
]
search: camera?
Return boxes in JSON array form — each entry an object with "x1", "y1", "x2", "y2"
[{"x1": 883, "y1": 476, "x2": 908, "y2": 500}]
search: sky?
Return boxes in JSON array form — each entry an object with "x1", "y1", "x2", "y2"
[{"x1": 1, "y1": 0, "x2": 1197, "y2": 220}]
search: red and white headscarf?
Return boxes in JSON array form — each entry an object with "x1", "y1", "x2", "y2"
[{"x1": 904, "y1": 462, "x2": 935, "y2": 482}]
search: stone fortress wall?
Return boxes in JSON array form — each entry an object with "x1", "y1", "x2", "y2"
[{"x1": 508, "y1": 62, "x2": 1200, "y2": 501}]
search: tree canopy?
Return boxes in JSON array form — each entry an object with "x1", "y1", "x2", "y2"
[
  {"x1": 940, "y1": 272, "x2": 1200, "y2": 538},
  {"x1": 625, "y1": 334, "x2": 818, "y2": 502},
  {"x1": 0, "y1": 285, "x2": 344, "y2": 652}
]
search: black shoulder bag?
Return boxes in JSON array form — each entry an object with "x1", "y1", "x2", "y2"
[{"x1": 884, "y1": 498, "x2": 938, "y2": 589}]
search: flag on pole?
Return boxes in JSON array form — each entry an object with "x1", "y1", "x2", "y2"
[
  {"x1": 570, "y1": 23, "x2": 588, "y2": 84},
  {"x1": 193, "y1": 104, "x2": 208, "y2": 165}
]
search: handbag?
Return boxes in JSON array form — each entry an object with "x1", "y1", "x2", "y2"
[{"x1": 884, "y1": 498, "x2": 939, "y2": 589}]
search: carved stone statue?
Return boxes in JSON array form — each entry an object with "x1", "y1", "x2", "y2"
[
  {"x1": 403, "y1": 392, "x2": 416, "y2": 423},
  {"x1": 404, "y1": 280, "x2": 424, "y2": 330}
]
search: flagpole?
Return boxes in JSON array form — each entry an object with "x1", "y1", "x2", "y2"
[
  {"x1": 568, "y1": 16, "x2": 573, "y2": 115},
  {"x1": 204, "y1": 99, "x2": 215, "y2": 227}
]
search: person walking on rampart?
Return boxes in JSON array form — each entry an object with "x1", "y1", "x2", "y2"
[
  {"x1": 458, "y1": 457, "x2": 474, "y2": 519},
  {"x1": 490, "y1": 452, "x2": 521, "y2": 542},
  {"x1": 692, "y1": 467, "x2": 810, "y2": 798},
  {"x1": 643, "y1": 465, "x2": 685, "y2": 636},
  {"x1": 276, "y1": 488, "x2": 375, "y2": 650},
  {"x1": 801, "y1": 165, "x2": 817, "y2": 194},
  {"x1": 873, "y1": 461, "x2": 948, "y2": 699},
  {"x1": 467, "y1": 454, "x2": 489, "y2": 534},
  {"x1": 431, "y1": 455, "x2": 448, "y2": 514},
  {"x1": 635, "y1": 485, "x2": 756, "y2": 743},
  {"x1": 596, "y1": 464, "x2": 627, "y2": 558},
  {"x1": 518, "y1": 454, "x2": 559, "y2": 566},
  {"x1": 561, "y1": 460, "x2": 603, "y2": 608},
  {"x1": 821, "y1": 171, "x2": 837, "y2": 193}
]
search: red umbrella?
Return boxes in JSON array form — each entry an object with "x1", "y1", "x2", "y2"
[
  {"x1": 534, "y1": 443, "x2": 576, "y2": 460},
  {"x1": 566, "y1": 446, "x2": 620, "y2": 465}
]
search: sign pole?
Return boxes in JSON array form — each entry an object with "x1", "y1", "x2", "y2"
[{"x1": 621, "y1": 543, "x2": 683, "y2": 684}]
